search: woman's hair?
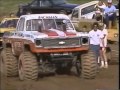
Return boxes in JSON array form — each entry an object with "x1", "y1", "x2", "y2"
[{"x1": 92, "y1": 22, "x2": 99, "y2": 29}]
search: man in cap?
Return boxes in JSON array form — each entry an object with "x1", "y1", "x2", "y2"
[{"x1": 104, "y1": 0, "x2": 117, "y2": 28}]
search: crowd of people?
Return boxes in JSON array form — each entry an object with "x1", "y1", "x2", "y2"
[
  {"x1": 89, "y1": 22, "x2": 108, "y2": 69},
  {"x1": 92, "y1": 0, "x2": 118, "y2": 29},
  {"x1": 89, "y1": 0, "x2": 119, "y2": 69}
]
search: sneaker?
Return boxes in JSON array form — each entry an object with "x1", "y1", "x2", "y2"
[
  {"x1": 104, "y1": 62, "x2": 108, "y2": 68},
  {"x1": 104, "y1": 65, "x2": 108, "y2": 68},
  {"x1": 97, "y1": 57, "x2": 100, "y2": 63},
  {"x1": 100, "y1": 65, "x2": 104, "y2": 68},
  {"x1": 100, "y1": 61, "x2": 104, "y2": 68}
]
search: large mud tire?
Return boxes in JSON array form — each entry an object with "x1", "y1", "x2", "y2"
[
  {"x1": 18, "y1": 52, "x2": 38, "y2": 80},
  {"x1": 0, "y1": 48, "x2": 18, "y2": 77},
  {"x1": 81, "y1": 50, "x2": 97, "y2": 79}
]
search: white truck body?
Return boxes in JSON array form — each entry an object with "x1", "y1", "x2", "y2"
[
  {"x1": 3, "y1": 14, "x2": 89, "y2": 51},
  {"x1": 1, "y1": 14, "x2": 98, "y2": 80}
]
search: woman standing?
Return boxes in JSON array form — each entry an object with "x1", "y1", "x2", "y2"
[{"x1": 99, "y1": 23, "x2": 108, "y2": 68}]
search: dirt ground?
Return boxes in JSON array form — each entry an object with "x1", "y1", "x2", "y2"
[{"x1": 0, "y1": 43, "x2": 119, "y2": 90}]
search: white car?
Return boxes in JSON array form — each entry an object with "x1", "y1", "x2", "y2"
[
  {"x1": 69, "y1": 1, "x2": 99, "y2": 20},
  {"x1": 68, "y1": 1, "x2": 99, "y2": 31}
]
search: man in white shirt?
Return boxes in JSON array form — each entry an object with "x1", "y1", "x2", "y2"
[
  {"x1": 89, "y1": 22, "x2": 104, "y2": 65},
  {"x1": 104, "y1": 0, "x2": 117, "y2": 28},
  {"x1": 99, "y1": 23, "x2": 108, "y2": 68}
]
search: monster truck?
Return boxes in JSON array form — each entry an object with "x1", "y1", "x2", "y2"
[
  {"x1": 0, "y1": 17, "x2": 19, "y2": 47},
  {"x1": 0, "y1": 14, "x2": 98, "y2": 80}
]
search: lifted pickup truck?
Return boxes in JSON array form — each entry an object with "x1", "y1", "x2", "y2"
[{"x1": 1, "y1": 14, "x2": 97, "y2": 80}]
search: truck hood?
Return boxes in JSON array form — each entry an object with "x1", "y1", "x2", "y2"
[
  {"x1": 31, "y1": 29, "x2": 77, "y2": 39},
  {"x1": 29, "y1": 29, "x2": 88, "y2": 40},
  {"x1": 8, "y1": 29, "x2": 88, "y2": 43}
]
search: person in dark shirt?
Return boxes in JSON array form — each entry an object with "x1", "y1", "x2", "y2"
[
  {"x1": 92, "y1": 9, "x2": 103, "y2": 22},
  {"x1": 104, "y1": 0, "x2": 117, "y2": 28}
]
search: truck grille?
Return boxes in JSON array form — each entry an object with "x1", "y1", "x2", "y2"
[{"x1": 41, "y1": 37, "x2": 80, "y2": 48}]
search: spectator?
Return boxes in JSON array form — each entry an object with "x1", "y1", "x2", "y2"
[
  {"x1": 98, "y1": 23, "x2": 108, "y2": 68},
  {"x1": 88, "y1": 22, "x2": 104, "y2": 65},
  {"x1": 44, "y1": 19, "x2": 56, "y2": 29},
  {"x1": 16, "y1": 5, "x2": 26, "y2": 17},
  {"x1": 104, "y1": 0, "x2": 117, "y2": 28},
  {"x1": 115, "y1": 0, "x2": 119, "y2": 9},
  {"x1": 92, "y1": 9, "x2": 103, "y2": 22},
  {"x1": 9, "y1": 12, "x2": 16, "y2": 18},
  {"x1": 95, "y1": 0, "x2": 106, "y2": 12}
]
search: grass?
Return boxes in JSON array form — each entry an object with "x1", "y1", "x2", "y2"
[{"x1": 0, "y1": 0, "x2": 30, "y2": 16}]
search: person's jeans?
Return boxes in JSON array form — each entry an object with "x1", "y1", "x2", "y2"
[
  {"x1": 90, "y1": 44, "x2": 100, "y2": 61},
  {"x1": 104, "y1": 13, "x2": 116, "y2": 28}
]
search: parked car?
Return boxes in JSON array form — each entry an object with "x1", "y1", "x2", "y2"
[
  {"x1": 0, "y1": 17, "x2": 19, "y2": 47},
  {"x1": 16, "y1": 0, "x2": 79, "y2": 17},
  {"x1": 69, "y1": 1, "x2": 99, "y2": 20}
]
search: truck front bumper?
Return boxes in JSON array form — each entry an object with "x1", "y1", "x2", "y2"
[{"x1": 30, "y1": 44, "x2": 89, "y2": 53}]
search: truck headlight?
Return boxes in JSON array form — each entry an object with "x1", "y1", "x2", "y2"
[
  {"x1": 81, "y1": 37, "x2": 89, "y2": 45},
  {"x1": 35, "y1": 40, "x2": 41, "y2": 46}
]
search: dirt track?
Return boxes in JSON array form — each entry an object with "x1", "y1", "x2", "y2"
[
  {"x1": 0, "y1": 43, "x2": 119, "y2": 90},
  {"x1": 1, "y1": 64, "x2": 119, "y2": 90}
]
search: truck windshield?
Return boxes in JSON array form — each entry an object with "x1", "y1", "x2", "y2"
[
  {"x1": 26, "y1": 19, "x2": 74, "y2": 31},
  {"x1": 52, "y1": 0, "x2": 66, "y2": 5}
]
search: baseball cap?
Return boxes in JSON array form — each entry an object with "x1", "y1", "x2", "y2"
[{"x1": 107, "y1": 0, "x2": 112, "y2": 3}]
